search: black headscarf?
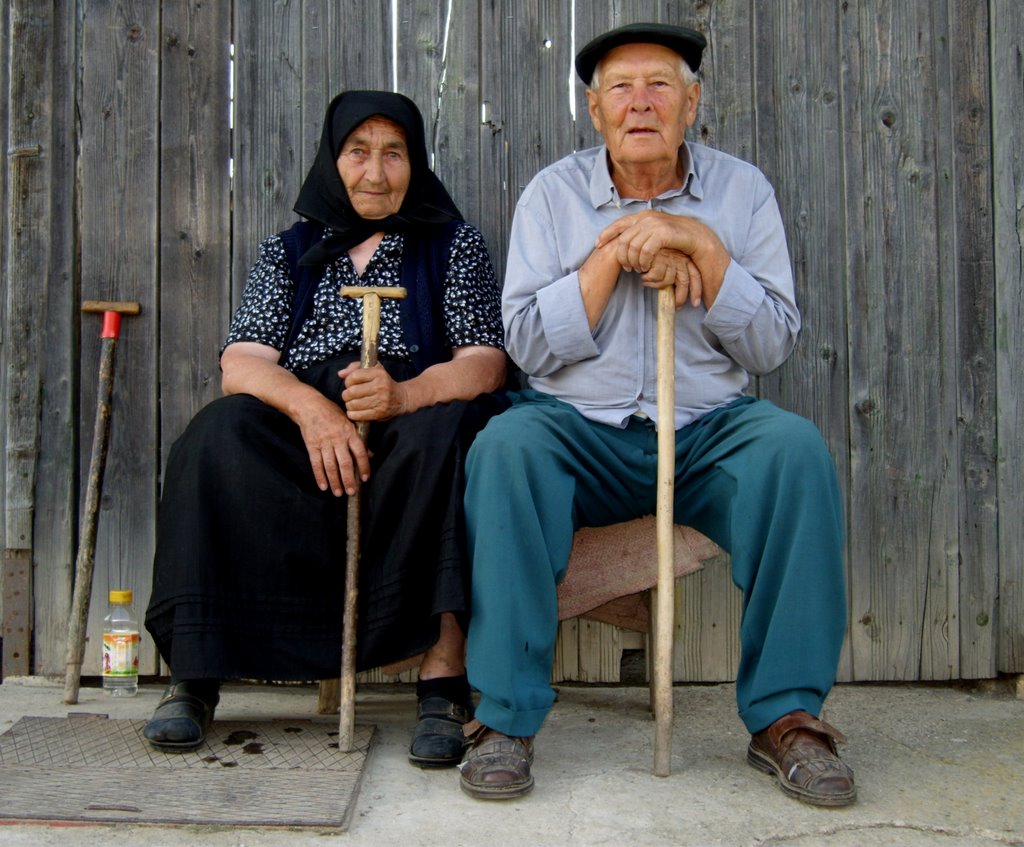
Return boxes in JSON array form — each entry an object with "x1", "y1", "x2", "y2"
[{"x1": 293, "y1": 90, "x2": 463, "y2": 267}]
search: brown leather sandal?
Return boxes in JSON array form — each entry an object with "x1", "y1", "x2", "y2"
[
  {"x1": 747, "y1": 710, "x2": 856, "y2": 806},
  {"x1": 458, "y1": 719, "x2": 535, "y2": 800}
]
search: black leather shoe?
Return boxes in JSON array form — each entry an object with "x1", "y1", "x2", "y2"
[
  {"x1": 143, "y1": 680, "x2": 220, "y2": 752},
  {"x1": 408, "y1": 695, "x2": 472, "y2": 768}
]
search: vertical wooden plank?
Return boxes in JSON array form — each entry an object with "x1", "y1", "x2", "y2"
[
  {"x1": 479, "y1": 0, "x2": 575, "y2": 278},
  {"x1": 0, "y1": 0, "x2": 8, "y2": 619},
  {"x1": 301, "y1": 0, "x2": 391, "y2": 170},
  {"x1": 688, "y1": 0, "x2": 754, "y2": 164},
  {"x1": 554, "y1": 619, "x2": 622, "y2": 683},
  {"x1": 427, "y1": 0, "x2": 486, "y2": 230},
  {"x1": 2, "y1": 552, "x2": 31, "y2": 676},
  {"x1": 4, "y1": 2, "x2": 51, "y2": 600},
  {"x1": 752, "y1": 1, "x2": 853, "y2": 679},
  {"x1": 29, "y1": 0, "x2": 79, "y2": 678},
  {"x1": 4, "y1": 1, "x2": 78, "y2": 677},
  {"x1": 673, "y1": 558, "x2": 741, "y2": 682},
  {"x1": 78, "y1": 0, "x2": 161, "y2": 675},
  {"x1": 394, "y1": 1, "x2": 444, "y2": 122},
  {"x1": 159, "y1": 1, "x2": 232, "y2": 452},
  {"x1": 552, "y1": 618, "x2": 580, "y2": 681},
  {"x1": 940, "y1": 0, "x2": 998, "y2": 679},
  {"x1": 0, "y1": 0, "x2": 7, "y2": 630},
  {"x1": 578, "y1": 619, "x2": 622, "y2": 682},
  {"x1": 993, "y1": 0, "x2": 1024, "y2": 673},
  {"x1": 232, "y1": 0, "x2": 304, "y2": 303},
  {"x1": 156, "y1": 0, "x2": 233, "y2": 673},
  {"x1": 841, "y1": 2, "x2": 960, "y2": 680}
]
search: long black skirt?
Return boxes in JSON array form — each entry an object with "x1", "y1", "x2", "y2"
[{"x1": 144, "y1": 354, "x2": 505, "y2": 680}]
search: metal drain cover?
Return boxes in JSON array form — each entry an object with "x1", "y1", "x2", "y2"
[{"x1": 0, "y1": 714, "x2": 375, "y2": 828}]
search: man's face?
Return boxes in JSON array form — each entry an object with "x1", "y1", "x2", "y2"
[
  {"x1": 335, "y1": 117, "x2": 412, "y2": 219},
  {"x1": 586, "y1": 42, "x2": 700, "y2": 172}
]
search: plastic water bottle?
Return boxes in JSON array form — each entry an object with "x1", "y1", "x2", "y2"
[{"x1": 102, "y1": 589, "x2": 140, "y2": 697}]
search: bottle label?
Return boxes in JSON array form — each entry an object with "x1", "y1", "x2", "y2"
[{"x1": 102, "y1": 632, "x2": 140, "y2": 677}]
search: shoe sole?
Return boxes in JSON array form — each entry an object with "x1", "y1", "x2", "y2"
[
  {"x1": 459, "y1": 775, "x2": 534, "y2": 800},
  {"x1": 408, "y1": 752, "x2": 463, "y2": 769},
  {"x1": 144, "y1": 736, "x2": 206, "y2": 753},
  {"x1": 746, "y1": 745, "x2": 857, "y2": 807}
]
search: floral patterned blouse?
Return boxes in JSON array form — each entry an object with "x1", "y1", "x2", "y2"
[{"x1": 224, "y1": 222, "x2": 504, "y2": 373}]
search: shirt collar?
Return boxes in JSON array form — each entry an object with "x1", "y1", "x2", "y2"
[{"x1": 589, "y1": 141, "x2": 703, "y2": 207}]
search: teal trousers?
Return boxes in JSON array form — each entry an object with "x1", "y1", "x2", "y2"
[{"x1": 464, "y1": 391, "x2": 846, "y2": 737}]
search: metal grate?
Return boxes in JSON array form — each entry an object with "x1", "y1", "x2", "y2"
[{"x1": 0, "y1": 714, "x2": 375, "y2": 828}]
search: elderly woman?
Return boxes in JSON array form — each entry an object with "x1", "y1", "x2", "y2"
[{"x1": 142, "y1": 91, "x2": 506, "y2": 768}]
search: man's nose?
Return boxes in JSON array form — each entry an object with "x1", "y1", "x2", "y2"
[{"x1": 629, "y1": 86, "x2": 653, "y2": 110}]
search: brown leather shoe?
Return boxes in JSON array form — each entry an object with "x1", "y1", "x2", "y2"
[
  {"x1": 458, "y1": 719, "x2": 535, "y2": 800},
  {"x1": 747, "y1": 710, "x2": 856, "y2": 806}
]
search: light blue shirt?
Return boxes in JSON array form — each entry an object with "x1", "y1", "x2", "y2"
[{"x1": 503, "y1": 142, "x2": 801, "y2": 429}]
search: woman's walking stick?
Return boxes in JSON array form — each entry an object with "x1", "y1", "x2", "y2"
[
  {"x1": 652, "y1": 286, "x2": 676, "y2": 776},
  {"x1": 337, "y1": 285, "x2": 406, "y2": 751},
  {"x1": 64, "y1": 300, "x2": 141, "y2": 704}
]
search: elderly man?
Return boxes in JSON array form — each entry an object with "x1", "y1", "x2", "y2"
[{"x1": 458, "y1": 23, "x2": 856, "y2": 807}]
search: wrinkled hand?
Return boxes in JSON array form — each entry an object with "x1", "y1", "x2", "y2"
[
  {"x1": 597, "y1": 210, "x2": 730, "y2": 307},
  {"x1": 339, "y1": 362, "x2": 409, "y2": 422},
  {"x1": 639, "y1": 249, "x2": 704, "y2": 308},
  {"x1": 293, "y1": 394, "x2": 370, "y2": 497}
]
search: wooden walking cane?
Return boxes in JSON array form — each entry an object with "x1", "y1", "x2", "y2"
[
  {"x1": 337, "y1": 285, "x2": 406, "y2": 751},
  {"x1": 652, "y1": 285, "x2": 676, "y2": 776},
  {"x1": 63, "y1": 300, "x2": 142, "y2": 704}
]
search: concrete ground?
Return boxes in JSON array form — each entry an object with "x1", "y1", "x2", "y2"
[{"x1": 0, "y1": 676, "x2": 1021, "y2": 847}]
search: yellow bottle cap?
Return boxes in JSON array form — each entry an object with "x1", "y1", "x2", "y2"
[{"x1": 109, "y1": 589, "x2": 133, "y2": 604}]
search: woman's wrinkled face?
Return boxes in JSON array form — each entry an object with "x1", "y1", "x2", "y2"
[{"x1": 335, "y1": 117, "x2": 412, "y2": 219}]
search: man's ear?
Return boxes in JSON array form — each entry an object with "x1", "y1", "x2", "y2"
[
  {"x1": 586, "y1": 88, "x2": 602, "y2": 133},
  {"x1": 685, "y1": 82, "x2": 702, "y2": 128}
]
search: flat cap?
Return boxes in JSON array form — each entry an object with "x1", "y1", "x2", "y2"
[{"x1": 575, "y1": 22, "x2": 707, "y2": 84}]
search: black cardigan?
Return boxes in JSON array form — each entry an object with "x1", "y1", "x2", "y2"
[{"x1": 277, "y1": 219, "x2": 460, "y2": 374}]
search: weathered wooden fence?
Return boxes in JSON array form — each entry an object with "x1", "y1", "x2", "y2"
[{"x1": 2, "y1": 0, "x2": 1022, "y2": 685}]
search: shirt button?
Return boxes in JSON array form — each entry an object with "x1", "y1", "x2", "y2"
[{"x1": 409, "y1": 344, "x2": 420, "y2": 353}]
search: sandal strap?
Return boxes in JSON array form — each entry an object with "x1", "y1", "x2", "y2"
[
  {"x1": 766, "y1": 710, "x2": 847, "y2": 753},
  {"x1": 416, "y1": 696, "x2": 471, "y2": 723}
]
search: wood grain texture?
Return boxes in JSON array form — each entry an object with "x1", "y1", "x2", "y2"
[
  {"x1": 0, "y1": 0, "x2": 1019, "y2": 682},
  {"x1": 156, "y1": 0, "x2": 232, "y2": 675},
  {"x1": 992, "y1": 0, "x2": 1024, "y2": 672},
  {"x1": 77, "y1": 0, "x2": 162, "y2": 676},
  {"x1": 4, "y1": 1, "x2": 78, "y2": 676}
]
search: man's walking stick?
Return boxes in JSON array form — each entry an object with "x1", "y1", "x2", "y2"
[
  {"x1": 652, "y1": 286, "x2": 676, "y2": 776},
  {"x1": 64, "y1": 300, "x2": 142, "y2": 704},
  {"x1": 337, "y1": 285, "x2": 406, "y2": 750}
]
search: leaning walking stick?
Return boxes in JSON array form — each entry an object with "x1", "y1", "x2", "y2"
[
  {"x1": 337, "y1": 285, "x2": 406, "y2": 751},
  {"x1": 64, "y1": 300, "x2": 142, "y2": 704},
  {"x1": 652, "y1": 286, "x2": 676, "y2": 776}
]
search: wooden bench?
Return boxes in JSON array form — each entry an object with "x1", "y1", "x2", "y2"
[{"x1": 317, "y1": 517, "x2": 721, "y2": 713}]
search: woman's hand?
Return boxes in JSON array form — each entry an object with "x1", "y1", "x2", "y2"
[
  {"x1": 292, "y1": 393, "x2": 371, "y2": 496},
  {"x1": 221, "y1": 341, "x2": 371, "y2": 496},
  {"x1": 339, "y1": 362, "x2": 410, "y2": 422}
]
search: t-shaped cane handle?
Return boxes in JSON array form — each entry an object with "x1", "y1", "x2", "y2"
[{"x1": 340, "y1": 285, "x2": 408, "y2": 373}]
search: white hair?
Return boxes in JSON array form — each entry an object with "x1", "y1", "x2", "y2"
[{"x1": 590, "y1": 54, "x2": 698, "y2": 90}]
